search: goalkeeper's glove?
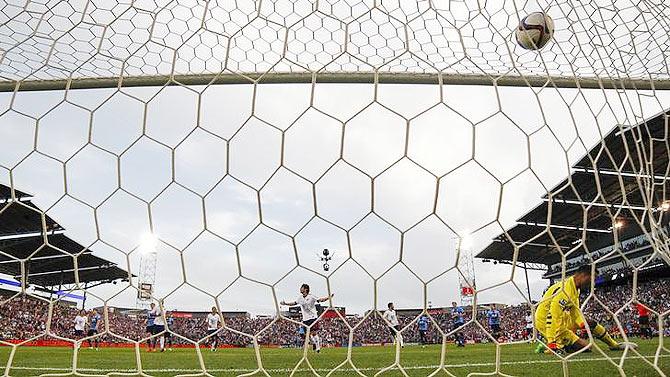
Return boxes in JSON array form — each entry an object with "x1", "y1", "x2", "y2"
[
  {"x1": 576, "y1": 322, "x2": 587, "y2": 337},
  {"x1": 545, "y1": 342, "x2": 564, "y2": 355}
]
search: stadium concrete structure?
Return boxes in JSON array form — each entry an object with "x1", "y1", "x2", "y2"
[{"x1": 477, "y1": 110, "x2": 670, "y2": 285}]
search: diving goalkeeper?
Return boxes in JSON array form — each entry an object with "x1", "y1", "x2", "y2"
[{"x1": 535, "y1": 265, "x2": 634, "y2": 354}]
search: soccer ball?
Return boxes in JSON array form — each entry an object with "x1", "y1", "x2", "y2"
[{"x1": 515, "y1": 12, "x2": 554, "y2": 50}]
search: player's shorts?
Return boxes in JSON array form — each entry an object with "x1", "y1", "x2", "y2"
[
  {"x1": 146, "y1": 325, "x2": 154, "y2": 334},
  {"x1": 639, "y1": 316, "x2": 650, "y2": 326},
  {"x1": 490, "y1": 324, "x2": 501, "y2": 333},
  {"x1": 207, "y1": 329, "x2": 218, "y2": 336},
  {"x1": 302, "y1": 318, "x2": 320, "y2": 332},
  {"x1": 151, "y1": 325, "x2": 165, "y2": 334},
  {"x1": 452, "y1": 321, "x2": 464, "y2": 331},
  {"x1": 74, "y1": 330, "x2": 84, "y2": 337},
  {"x1": 388, "y1": 325, "x2": 401, "y2": 337},
  {"x1": 87, "y1": 329, "x2": 98, "y2": 337}
]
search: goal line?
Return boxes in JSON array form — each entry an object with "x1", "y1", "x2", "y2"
[{"x1": 8, "y1": 353, "x2": 669, "y2": 373}]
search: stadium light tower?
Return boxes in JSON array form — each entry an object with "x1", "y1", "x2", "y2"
[
  {"x1": 457, "y1": 234, "x2": 476, "y2": 307},
  {"x1": 137, "y1": 233, "x2": 158, "y2": 308}
]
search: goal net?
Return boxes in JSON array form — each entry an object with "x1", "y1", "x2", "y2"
[{"x1": 1, "y1": 0, "x2": 670, "y2": 376}]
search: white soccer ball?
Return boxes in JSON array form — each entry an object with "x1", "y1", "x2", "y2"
[{"x1": 516, "y1": 12, "x2": 554, "y2": 50}]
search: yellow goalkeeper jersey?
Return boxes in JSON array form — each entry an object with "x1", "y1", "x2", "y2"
[{"x1": 535, "y1": 276, "x2": 586, "y2": 343}]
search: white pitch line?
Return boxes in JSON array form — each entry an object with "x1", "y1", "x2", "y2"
[{"x1": 8, "y1": 354, "x2": 670, "y2": 373}]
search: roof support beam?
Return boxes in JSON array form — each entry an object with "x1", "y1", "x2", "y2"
[
  {"x1": 493, "y1": 238, "x2": 570, "y2": 250},
  {"x1": 543, "y1": 198, "x2": 649, "y2": 212},
  {"x1": 0, "y1": 229, "x2": 65, "y2": 242},
  {"x1": 574, "y1": 167, "x2": 670, "y2": 182},
  {"x1": 18, "y1": 265, "x2": 116, "y2": 278},
  {"x1": 517, "y1": 221, "x2": 612, "y2": 233}
]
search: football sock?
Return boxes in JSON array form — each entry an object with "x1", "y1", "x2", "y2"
[{"x1": 593, "y1": 323, "x2": 618, "y2": 348}]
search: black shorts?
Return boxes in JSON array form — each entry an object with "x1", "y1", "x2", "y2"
[
  {"x1": 87, "y1": 329, "x2": 98, "y2": 337},
  {"x1": 74, "y1": 330, "x2": 84, "y2": 337},
  {"x1": 207, "y1": 329, "x2": 218, "y2": 336},
  {"x1": 639, "y1": 316, "x2": 650, "y2": 326},
  {"x1": 151, "y1": 325, "x2": 165, "y2": 334},
  {"x1": 388, "y1": 325, "x2": 400, "y2": 337},
  {"x1": 302, "y1": 318, "x2": 319, "y2": 332},
  {"x1": 490, "y1": 324, "x2": 501, "y2": 332},
  {"x1": 452, "y1": 322, "x2": 464, "y2": 331}
]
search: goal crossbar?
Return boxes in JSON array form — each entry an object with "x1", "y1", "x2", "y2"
[{"x1": 3, "y1": 73, "x2": 670, "y2": 92}]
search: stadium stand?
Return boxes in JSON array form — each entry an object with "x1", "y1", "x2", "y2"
[
  {"x1": 1, "y1": 278, "x2": 668, "y2": 347},
  {"x1": 0, "y1": 184, "x2": 128, "y2": 299},
  {"x1": 477, "y1": 110, "x2": 670, "y2": 285}
]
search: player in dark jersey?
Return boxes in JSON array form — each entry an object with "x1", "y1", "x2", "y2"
[
  {"x1": 451, "y1": 302, "x2": 466, "y2": 347},
  {"x1": 87, "y1": 309, "x2": 101, "y2": 350},
  {"x1": 486, "y1": 304, "x2": 501, "y2": 339},
  {"x1": 165, "y1": 311, "x2": 175, "y2": 351},
  {"x1": 417, "y1": 314, "x2": 429, "y2": 347}
]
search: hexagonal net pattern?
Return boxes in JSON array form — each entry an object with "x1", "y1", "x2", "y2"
[
  {"x1": 0, "y1": 0, "x2": 670, "y2": 90},
  {"x1": 0, "y1": 0, "x2": 670, "y2": 376}
]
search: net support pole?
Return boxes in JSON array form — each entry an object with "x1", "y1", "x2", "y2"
[{"x1": 523, "y1": 262, "x2": 532, "y2": 302}]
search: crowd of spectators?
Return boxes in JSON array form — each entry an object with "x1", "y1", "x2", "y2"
[{"x1": 1, "y1": 278, "x2": 669, "y2": 347}]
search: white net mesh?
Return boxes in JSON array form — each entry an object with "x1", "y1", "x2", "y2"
[{"x1": 1, "y1": 0, "x2": 670, "y2": 376}]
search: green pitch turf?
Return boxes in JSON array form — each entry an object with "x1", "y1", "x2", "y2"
[{"x1": 1, "y1": 340, "x2": 668, "y2": 376}]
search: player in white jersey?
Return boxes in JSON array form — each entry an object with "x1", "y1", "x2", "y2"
[
  {"x1": 383, "y1": 302, "x2": 404, "y2": 348},
  {"x1": 524, "y1": 311, "x2": 534, "y2": 340},
  {"x1": 280, "y1": 283, "x2": 333, "y2": 353},
  {"x1": 150, "y1": 303, "x2": 166, "y2": 352},
  {"x1": 74, "y1": 310, "x2": 87, "y2": 347},
  {"x1": 206, "y1": 306, "x2": 221, "y2": 351}
]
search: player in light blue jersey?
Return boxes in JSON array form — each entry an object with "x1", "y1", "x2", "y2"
[
  {"x1": 146, "y1": 303, "x2": 157, "y2": 352},
  {"x1": 87, "y1": 309, "x2": 101, "y2": 350},
  {"x1": 417, "y1": 314, "x2": 429, "y2": 347},
  {"x1": 451, "y1": 302, "x2": 466, "y2": 347},
  {"x1": 486, "y1": 304, "x2": 502, "y2": 338}
]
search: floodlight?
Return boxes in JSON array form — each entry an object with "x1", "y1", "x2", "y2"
[{"x1": 139, "y1": 233, "x2": 158, "y2": 254}]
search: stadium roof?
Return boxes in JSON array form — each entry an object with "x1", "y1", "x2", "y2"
[
  {"x1": 0, "y1": 185, "x2": 129, "y2": 287},
  {"x1": 477, "y1": 110, "x2": 670, "y2": 266}
]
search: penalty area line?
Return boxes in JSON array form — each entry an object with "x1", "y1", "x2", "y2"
[{"x1": 9, "y1": 354, "x2": 669, "y2": 373}]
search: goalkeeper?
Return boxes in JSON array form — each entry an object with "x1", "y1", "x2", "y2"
[{"x1": 535, "y1": 265, "x2": 632, "y2": 354}]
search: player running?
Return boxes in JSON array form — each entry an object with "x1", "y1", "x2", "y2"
[
  {"x1": 206, "y1": 306, "x2": 221, "y2": 351},
  {"x1": 417, "y1": 314, "x2": 429, "y2": 347},
  {"x1": 486, "y1": 304, "x2": 501, "y2": 339},
  {"x1": 535, "y1": 265, "x2": 635, "y2": 354},
  {"x1": 280, "y1": 283, "x2": 333, "y2": 353},
  {"x1": 87, "y1": 309, "x2": 101, "y2": 350},
  {"x1": 451, "y1": 302, "x2": 466, "y2": 347},
  {"x1": 383, "y1": 302, "x2": 404, "y2": 348}
]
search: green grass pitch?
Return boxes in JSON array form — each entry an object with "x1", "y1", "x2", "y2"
[{"x1": 1, "y1": 339, "x2": 668, "y2": 376}]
